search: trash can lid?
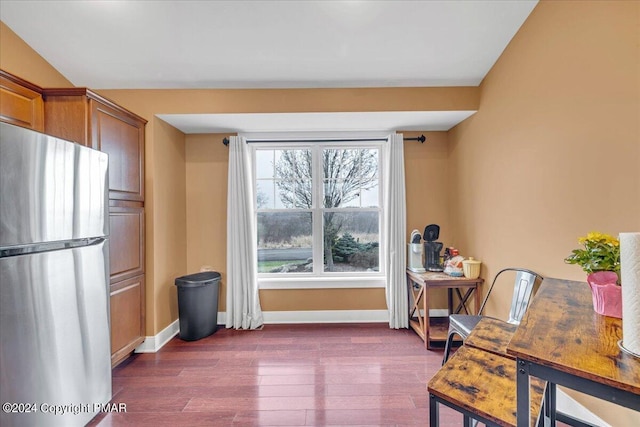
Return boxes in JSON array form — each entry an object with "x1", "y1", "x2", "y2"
[{"x1": 175, "y1": 271, "x2": 221, "y2": 287}]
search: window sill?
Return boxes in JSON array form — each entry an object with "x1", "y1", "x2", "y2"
[{"x1": 258, "y1": 276, "x2": 385, "y2": 289}]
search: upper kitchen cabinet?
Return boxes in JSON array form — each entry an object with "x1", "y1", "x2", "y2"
[
  {"x1": 43, "y1": 88, "x2": 147, "y2": 202},
  {"x1": 0, "y1": 70, "x2": 44, "y2": 132}
]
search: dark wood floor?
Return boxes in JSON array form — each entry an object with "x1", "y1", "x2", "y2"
[{"x1": 90, "y1": 323, "x2": 464, "y2": 426}]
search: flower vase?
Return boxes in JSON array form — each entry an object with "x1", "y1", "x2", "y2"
[{"x1": 587, "y1": 271, "x2": 622, "y2": 318}]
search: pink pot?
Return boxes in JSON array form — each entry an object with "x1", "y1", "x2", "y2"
[{"x1": 587, "y1": 272, "x2": 622, "y2": 318}]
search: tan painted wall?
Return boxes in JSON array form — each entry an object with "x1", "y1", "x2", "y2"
[
  {"x1": 403, "y1": 130, "x2": 454, "y2": 309},
  {"x1": 185, "y1": 133, "x2": 229, "y2": 309},
  {"x1": 144, "y1": 118, "x2": 188, "y2": 333},
  {"x1": 448, "y1": 1, "x2": 639, "y2": 424},
  {"x1": 0, "y1": 21, "x2": 73, "y2": 87},
  {"x1": 184, "y1": 130, "x2": 452, "y2": 313}
]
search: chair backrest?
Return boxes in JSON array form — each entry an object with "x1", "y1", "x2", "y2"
[{"x1": 478, "y1": 268, "x2": 543, "y2": 324}]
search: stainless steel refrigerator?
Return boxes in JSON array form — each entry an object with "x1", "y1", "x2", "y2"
[{"x1": 0, "y1": 122, "x2": 112, "y2": 426}]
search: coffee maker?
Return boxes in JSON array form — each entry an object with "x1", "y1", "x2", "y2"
[
  {"x1": 423, "y1": 224, "x2": 444, "y2": 272},
  {"x1": 407, "y1": 230, "x2": 426, "y2": 272}
]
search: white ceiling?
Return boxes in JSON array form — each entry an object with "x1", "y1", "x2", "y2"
[{"x1": 1, "y1": 0, "x2": 537, "y2": 133}]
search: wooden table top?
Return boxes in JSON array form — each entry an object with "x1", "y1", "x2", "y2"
[
  {"x1": 507, "y1": 278, "x2": 640, "y2": 395},
  {"x1": 428, "y1": 345, "x2": 545, "y2": 427},
  {"x1": 465, "y1": 317, "x2": 518, "y2": 359}
]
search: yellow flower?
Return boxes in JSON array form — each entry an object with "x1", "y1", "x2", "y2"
[{"x1": 579, "y1": 232, "x2": 618, "y2": 246}]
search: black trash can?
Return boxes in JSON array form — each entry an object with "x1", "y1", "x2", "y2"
[{"x1": 175, "y1": 271, "x2": 221, "y2": 341}]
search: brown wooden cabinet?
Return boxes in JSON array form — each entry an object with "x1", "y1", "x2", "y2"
[
  {"x1": 109, "y1": 205, "x2": 145, "y2": 283},
  {"x1": 43, "y1": 88, "x2": 145, "y2": 201},
  {"x1": 43, "y1": 88, "x2": 147, "y2": 367},
  {"x1": 0, "y1": 70, "x2": 44, "y2": 132},
  {"x1": 92, "y1": 101, "x2": 145, "y2": 202},
  {"x1": 110, "y1": 274, "x2": 145, "y2": 366},
  {"x1": 107, "y1": 203, "x2": 146, "y2": 365}
]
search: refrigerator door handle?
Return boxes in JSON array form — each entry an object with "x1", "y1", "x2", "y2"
[{"x1": 0, "y1": 237, "x2": 107, "y2": 258}]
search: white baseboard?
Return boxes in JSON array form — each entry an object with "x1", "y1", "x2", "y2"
[
  {"x1": 261, "y1": 309, "x2": 388, "y2": 323},
  {"x1": 134, "y1": 319, "x2": 179, "y2": 353},
  {"x1": 254, "y1": 309, "x2": 448, "y2": 323},
  {"x1": 429, "y1": 309, "x2": 449, "y2": 317}
]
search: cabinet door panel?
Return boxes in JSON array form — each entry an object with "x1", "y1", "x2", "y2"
[
  {"x1": 92, "y1": 100, "x2": 144, "y2": 201},
  {"x1": 43, "y1": 95, "x2": 89, "y2": 146},
  {"x1": 0, "y1": 72, "x2": 44, "y2": 132},
  {"x1": 110, "y1": 275, "x2": 145, "y2": 367},
  {"x1": 109, "y1": 206, "x2": 144, "y2": 283}
]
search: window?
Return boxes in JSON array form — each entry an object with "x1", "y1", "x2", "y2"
[{"x1": 254, "y1": 141, "x2": 383, "y2": 283}]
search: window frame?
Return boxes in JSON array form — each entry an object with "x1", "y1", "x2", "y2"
[{"x1": 249, "y1": 136, "x2": 386, "y2": 290}]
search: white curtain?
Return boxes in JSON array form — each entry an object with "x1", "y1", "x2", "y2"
[
  {"x1": 226, "y1": 136, "x2": 264, "y2": 329},
  {"x1": 384, "y1": 133, "x2": 408, "y2": 329}
]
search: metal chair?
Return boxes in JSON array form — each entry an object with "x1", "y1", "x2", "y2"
[{"x1": 442, "y1": 267, "x2": 543, "y2": 365}]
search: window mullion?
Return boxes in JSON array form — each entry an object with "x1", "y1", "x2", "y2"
[
  {"x1": 378, "y1": 144, "x2": 385, "y2": 272},
  {"x1": 312, "y1": 145, "x2": 323, "y2": 274}
]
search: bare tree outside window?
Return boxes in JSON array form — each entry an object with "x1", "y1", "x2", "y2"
[
  {"x1": 275, "y1": 148, "x2": 379, "y2": 271},
  {"x1": 274, "y1": 150, "x2": 313, "y2": 209},
  {"x1": 256, "y1": 149, "x2": 312, "y2": 273}
]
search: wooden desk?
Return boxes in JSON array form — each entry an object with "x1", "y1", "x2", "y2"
[
  {"x1": 406, "y1": 270, "x2": 483, "y2": 349},
  {"x1": 507, "y1": 278, "x2": 640, "y2": 426}
]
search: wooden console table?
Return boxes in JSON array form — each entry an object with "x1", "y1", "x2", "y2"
[
  {"x1": 507, "y1": 278, "x2": 640, "y2": 426},
  {"x1": 406, "y1": 270, "x2": 483, "y2": 349}
]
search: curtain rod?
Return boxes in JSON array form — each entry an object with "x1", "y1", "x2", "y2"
[{"x1": 222, "y1": 134, "x2": 425, "y2": 146}]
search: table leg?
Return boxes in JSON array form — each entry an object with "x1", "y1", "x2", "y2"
[
  {"x1": 429, "y1": 394, "x2": 439, "y2": 427},
  {"x1": 548, "y1": 382, "x2": 557, "y2": 426},
  {"x1": 424, "y1": 281, "x2": 429, "y2": 348},
  {"x1": 475, "y1": 282, "x2": 482, "y2": 315},
  {"x1": 516, "y1": 358, "x2": 530, "y2": 427},
  {"x1": 407, "y1": 276, "x2": 429, "y2": 347}
]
